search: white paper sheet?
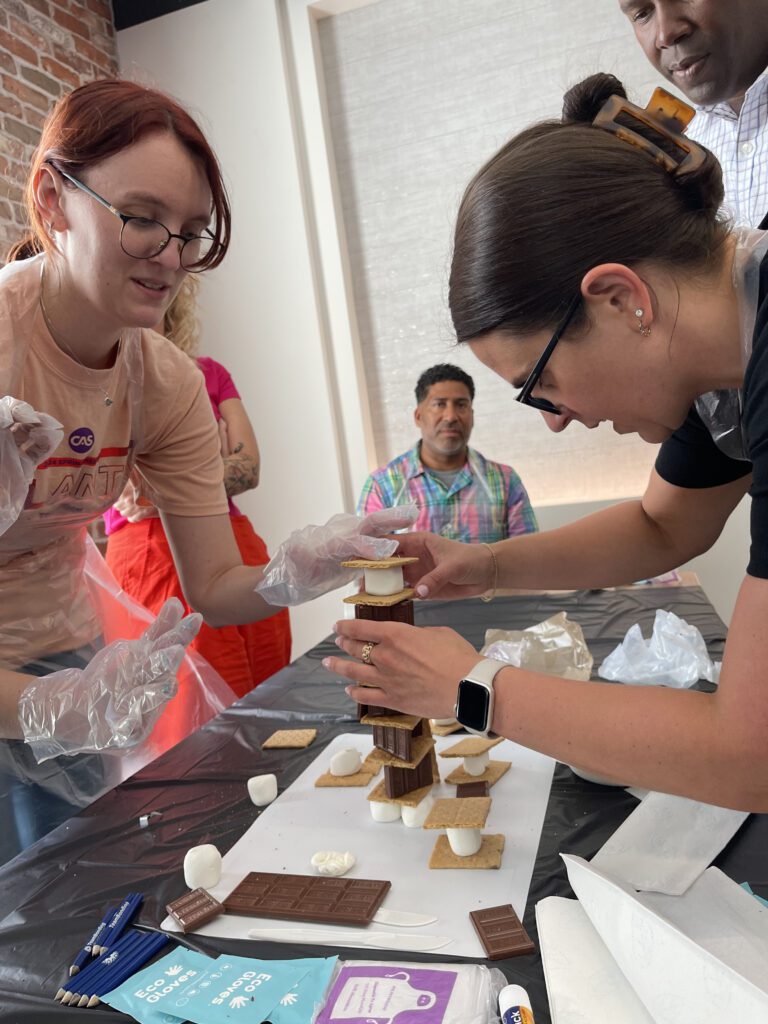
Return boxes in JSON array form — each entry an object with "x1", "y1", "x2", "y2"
[
  {"x1": 161, "y1": 733, "x2": 555, "y2": 957},
  {"x1": 563, "y1": 855, "x2": 768, "y2": 1023},
  {"x1": 591, "y1": 791, "x2": 748, "y2": 894},
  {"x1": 535, "y1": 897, "x2": 655, "y2": 1024}
]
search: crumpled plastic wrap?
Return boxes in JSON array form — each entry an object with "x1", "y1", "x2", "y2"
[
  {"x1": 598, "y1": 609, "x2": 721, "y2": 688},
  {"x1": 482, "y1": 611, "x2": 594, "y2": 680},
  {"x1": 0, "y1": 396, "x2": 63, "y2": 539},
  {"x1": 256, "y1": 505, "x2": 418, "y2": 606}
]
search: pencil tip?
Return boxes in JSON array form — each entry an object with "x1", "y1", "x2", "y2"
[
  {"x1": 54, "y1": 988, "x2": 65, "y2": 1000},
  {"x1": 69, "y1": 966, "x2": 79, "y2": 977},
  {"x1": 77, "y1": 995, "x2": 89, "y2": 1007},
  {"x1": 87, "y1": 996, "x2": 100, "y2": 1007}
]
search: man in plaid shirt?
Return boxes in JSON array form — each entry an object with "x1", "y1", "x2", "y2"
[
  {"x1": 621, "y1": 0, "x2": 768, "y2": 228},
  {"x1": 357, "y1": 364, "x2": 537, "y2": 543}
]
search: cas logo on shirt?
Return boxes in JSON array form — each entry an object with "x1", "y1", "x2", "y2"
[{"x1": 68, "y1": 427, "x2": 95, "y2": 454}]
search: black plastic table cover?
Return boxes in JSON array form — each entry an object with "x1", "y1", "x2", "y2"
[{"x1": 1, "y1": 586, "x2": 765, "y2": 1024}]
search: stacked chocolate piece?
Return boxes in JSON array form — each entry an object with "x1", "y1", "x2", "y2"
[{"x1": 342, "y1": 557, "x2": 439, "y2": 827}]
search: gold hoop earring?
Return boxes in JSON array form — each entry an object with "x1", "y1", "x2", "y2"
[{"x1": 635, "y1": 307, "x2": 651, "y2": 337}]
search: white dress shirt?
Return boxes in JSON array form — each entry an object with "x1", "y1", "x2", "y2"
[{"x1": 687, "y1": 67, "x2": 768, "y2": 228}]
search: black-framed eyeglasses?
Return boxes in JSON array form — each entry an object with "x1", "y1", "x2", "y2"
[
  {"x1": 46, "y1": 160, "x2": 219, "y2": 273},
  {"x1": 514, "y1": 293, "x2": 582, "y2": 415}
]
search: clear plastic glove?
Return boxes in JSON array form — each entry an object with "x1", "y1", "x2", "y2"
[
  {"x1": 18, "y1": 598, "x2": 202, "y2": 763},
  {"x1": 256, "y1": 505, "x2": 419, "y2": 606},
  {"x1": 0, "y1": 396, "x2": 63, "y2": 537}
]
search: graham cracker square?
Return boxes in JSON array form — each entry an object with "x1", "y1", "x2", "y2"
[
  {"x1": 423, "y1": 796, "x2": 491, "y2": 830},
  {"x1": 360, "y1": 750, "x2": 383, "y2": 776},
  {"x1": 360, "y1": 712, "x2": 423, "y2": 731},
  {"x1": 262, "y1": 728, "x2": 317, "y2": 749},
  {"x1": 343, "y1": 588, "x2": 414, "y2": 607},
  {"x1": 365, "y1": 734, "x2": 434, "y2": 770},
  {"x1": 444, "y1": 760, "x2": 511, "y2": 788},
  {"x1": 429, "y1": 720, "x2": 464, "y2": 737},
  {"x1": 314, "y1": 770, "x2": 374, "y2": 788},
  {"x1": 341, "y1": 557, "x2": 418, "y2": 569},
  {"x1": 439, "y1": 736, "x2": 503, "y2": 759},
  {"x1": 429, "y1": 834, "x2": 505, "y2": 869},
  {"x1": 367, "y1": 779, "x2": 433, "y2": 807}
]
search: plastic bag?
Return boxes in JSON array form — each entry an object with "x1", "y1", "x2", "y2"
[
  {"x1": 598, "y1": 609, "x2": 721, "y2": 688},
  {"x1": 0, "y1": 396, "x2": 63, "y2": 538},
  {"x1": 482, "y1": 611, "x2": 594, "y2": 680},
  {"x1": 257, "y1": 505, "x2": 418, "y2": 607},
  {"x1": 315, "y1": 960, "x2": 506, "y2": 1024}
]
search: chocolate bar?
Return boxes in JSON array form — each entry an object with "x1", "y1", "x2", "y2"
[
  {"x1": 456, "y1": 780, "x2": 490, "y2": 798},
  {"x1": 355, "y1": 599, "x2": 414, "y2": 625},
  {"x1": 166, "y1": 888, "x2": 224, "y2": 933},
  {"x1": 384, "y1": 750, "x2": 433, "y2": 798},
  {"x1": 223, "y1": 872, "x2": 391, "y2": 926},
  {"x1": 373, "y1": 718, "x2": 424, "y2": 760},
  {"x1": 469, "y1": 904, "x2": 535, "y2": 960}
]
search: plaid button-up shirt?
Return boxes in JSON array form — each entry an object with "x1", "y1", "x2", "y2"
[
  {"x1": 357, "y1": 443, "x2": 537, "y2": 543},
  {"x1": 688, "y1": 67, "x2": 768, "y2": 228}
]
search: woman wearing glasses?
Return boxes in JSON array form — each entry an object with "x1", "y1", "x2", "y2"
[
  {"x1": 329, "y1": 73, "x2": 768, "y2": 812},
  {"x1": 0, "y1": 78, "x2": 407, "y2": 855}
]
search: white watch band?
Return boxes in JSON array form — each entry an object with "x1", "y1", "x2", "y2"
[{"x1": 466, "y1": 658, "x2": 505, "y2": 687}]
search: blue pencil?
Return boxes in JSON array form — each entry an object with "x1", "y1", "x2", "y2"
[
  {"x1": 84, "y1": 931, "x2": 170, "y2": 1008},
  {"x1": 68, "y1": 906, "x2": 117, "y2": 978},
  {"x1": 58, "y1": 930, "x2": 144, "y2": 1004},
  {"x1": 96, "y1": 892, "x2": 143, "y2": 953}
]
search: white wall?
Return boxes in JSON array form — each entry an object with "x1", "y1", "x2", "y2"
[
  {"x1": 118, "y1": 0, "x2": 749, "y2": 634},
  {"x1": 537, "y1": 497, "x2": 750, "y2": 627},
  {"x1": 118, "y1": 0, "x2": 347, "y2": 657}
]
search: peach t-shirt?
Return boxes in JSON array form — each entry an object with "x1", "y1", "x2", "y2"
[{"x1": 0, "y1": 255, "x2": 228, "y2": 667}]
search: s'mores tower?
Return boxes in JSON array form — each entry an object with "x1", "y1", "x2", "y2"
[{"x1": 341, "y1": 557, "x2": 439, "y2": 827}]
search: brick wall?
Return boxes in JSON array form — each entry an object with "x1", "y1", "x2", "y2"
[{"x1": 0, "y1": 0, "x2": 118, "y2": 260}]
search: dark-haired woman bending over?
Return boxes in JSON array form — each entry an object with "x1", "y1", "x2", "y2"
[{"x1": 329, "y1": 74, "x2": 768, "y2": 812}]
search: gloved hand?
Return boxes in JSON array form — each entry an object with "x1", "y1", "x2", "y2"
[
  {"x1": 256, "y1": 505, "x2": 419, "y2": 606},
  {"x1": 18, "y1": 598, "x2": 202, "y2": 763},
  {"x1": 0, "y1": 396, "x2": 64, "y2": 538}
]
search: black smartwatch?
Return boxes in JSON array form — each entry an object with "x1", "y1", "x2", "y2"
[{"x1": 454, "y1": 658, "x2": 504, "y2": 737}]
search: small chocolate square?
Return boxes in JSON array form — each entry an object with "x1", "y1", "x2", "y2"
[
  {"x1": 166, "y1": 888, "x2": 224, "y2": 933},
  {"x1": 469, "y1": 904, "x2": 535, "y2": 960},
  {"x1": 456, "y1": 781, "x2": 490, "y2": 798}
]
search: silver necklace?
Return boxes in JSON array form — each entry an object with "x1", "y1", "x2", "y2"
[{"x1": 39, "y1": 269, "x2": 120, "y2": 407}]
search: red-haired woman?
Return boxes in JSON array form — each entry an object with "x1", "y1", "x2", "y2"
[{"x1": 0, "y1": 78, "x2": 408, "y2": 856}]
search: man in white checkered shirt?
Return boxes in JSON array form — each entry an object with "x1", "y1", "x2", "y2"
[{"x1": 621, "y1": 0, "x2": 768, "y2": 228}]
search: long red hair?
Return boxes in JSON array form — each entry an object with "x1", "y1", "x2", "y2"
[{"x1": 15, "y1": 78, "x2": 230, "y2": 270}]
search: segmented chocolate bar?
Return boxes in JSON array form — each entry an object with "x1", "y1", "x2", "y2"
[
  {"x1": 456, "y1": 780, "x2": 490, "y2": 798},
  {"x1": 469, "y1": 904, "x2": 535, "y2": 960},
  {"x1": 165, "y1": 888, "x2": 224, "y2": 933},
  {"x1": 223, "y1": 872, "x2": 391, "y2": 926}
]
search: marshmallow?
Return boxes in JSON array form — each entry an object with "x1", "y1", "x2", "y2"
[
  {"x1": 430, "y1": 717, "x2": 457, "y2": 727},
  {"x1": 310, "y1": 850, "x2": 356, "y2": 877},
  {"x1": 183, "y1": 844, "x2": 222, "y2": 890},
  {"x1": 401, "y1": 793, "x2": 435, "y2": 828},
  {"x1": 330, "y1": 748, "x2": 362, "y2": 777},
  {"x1": 446, "y1": 827, "x2": 482, "y2": 857},
  {"x1": 369, "y1": 800, "x2": 402, "y2": 822},
  {"x1": 364, "y1": 566, "x2": 404, "y2": 596},
  {"x1": 247, "y1": 773, "x2": 278, "y2": 806},
  {"x1": 463, "y1": 752, "x2": 489, "y2": 777}
]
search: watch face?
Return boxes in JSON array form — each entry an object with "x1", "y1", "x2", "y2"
[{"x1": 456, "y1": 679, "x2": 491, "y2": 733}]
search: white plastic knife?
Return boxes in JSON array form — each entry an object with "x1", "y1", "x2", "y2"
[
  {"x1": 247, "y1": 926, "x2": 452, "y2": 952},
  {"x1": 373, "y1": 908, "x2": 438, "y2": 927}
]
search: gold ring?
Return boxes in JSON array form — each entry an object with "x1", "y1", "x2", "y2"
[{"x1": 361, "y1": 641, "x2": 376, "y2": 666}]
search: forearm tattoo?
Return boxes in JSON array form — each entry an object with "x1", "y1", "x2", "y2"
[{"x1": 223, "y1": 452, "x2": 259, "y2": 497}]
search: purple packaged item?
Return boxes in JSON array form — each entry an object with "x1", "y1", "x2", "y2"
[{"x1": 316, "y1": 964, "x2": 457, "y2": 1024}]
